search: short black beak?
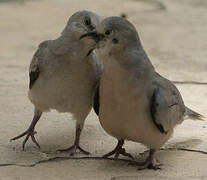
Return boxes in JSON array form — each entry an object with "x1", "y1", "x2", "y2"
[
  {"x1": 80, "y1": 31, "x2": 97, "y2": 39},
  {"x1": 80, "y1": 31, "x2": 104, "y2": 42}
]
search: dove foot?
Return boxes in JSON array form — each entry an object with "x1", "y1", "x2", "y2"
[
  {"x1": 58, "y1": 124, "x2": 90, "y2": 156},
  {"x1": 58, "y1": 144, "x2": 90, "y2": 156},
  {"x1": 10, "y1": 129, "x2": 40, "y2": 150},
  {"x1": 129, "y1": 149, "x2": 162, "y2": 170},
  {"x1": 103, "y1": 139, "x2": 134, "y2": 159},
  {"x1": 10, "y1": 109, "x2": 42, "y2": 150}
]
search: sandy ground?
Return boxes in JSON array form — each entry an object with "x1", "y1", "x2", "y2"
[{"x1": 0, "y1": 0, "x2": 207, "y2": 179}]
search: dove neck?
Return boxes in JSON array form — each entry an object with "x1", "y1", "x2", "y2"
[{"x1": 111, "y1": 44, "x2": 154, "y2": 74}]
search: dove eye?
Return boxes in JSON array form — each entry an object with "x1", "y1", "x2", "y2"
[
  {"x1": 84, "y1": 17, "x2": 91, "y2": 26},
  {"x1": 105, "y1": 29, "x2": 112, "y2": 36},
  {"x1": 112, "y1": 38, "x2": 119, "y2": 44}
]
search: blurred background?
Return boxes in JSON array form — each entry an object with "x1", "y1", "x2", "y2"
[{"x1": 0, "y1": 0, "x2": 207, "y2": 179}]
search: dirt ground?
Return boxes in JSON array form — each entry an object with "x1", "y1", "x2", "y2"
[{"x1": 0, "y1": 0, "x2": 207, "y2": 179}]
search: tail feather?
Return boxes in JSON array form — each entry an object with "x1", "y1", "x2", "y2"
[{"x1": 184, "y1": 107, "x2": 205, "y2": 121}]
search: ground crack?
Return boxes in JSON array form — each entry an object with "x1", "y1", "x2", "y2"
[
  {"x1": 172, "y1": 81, "x2": 207, "y2": 85},
  {"x1": 171, "y1": 147, "x2": 207, "y2": 155},
  {"x1": 161, "y1": 147, "x2": 207, "y2": 155},
  {"x1": 0, "y1": 156, "x2": 135, "y2": 168}
]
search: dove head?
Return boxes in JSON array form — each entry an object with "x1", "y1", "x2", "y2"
[
  {"x1": 99, "y1": 17, "x2": 142, "y2": 55},
  {"x1": 80, "y1": 16, "x2": 142, "y2": 56},
  {"x1": 61, "y1": 10, "x2": 101, "y2": 47}
]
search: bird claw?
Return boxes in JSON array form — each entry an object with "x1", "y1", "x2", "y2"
[
  {"x1": 137, "y1": 161, "x2": 162, "y2": 170},
  {"x1": 10, "y1": 129, "x2": 40, "y2": 150},
  {"x1": 128, "y1": 158, "x2": 162, "y2": 170},
  {"x1": 147, "y1": 162, "x2": 162, "y2": 170},
  {"x1": 58, "y1": 145, "x2": 90, "y2": 156},
  {"x1": 103, "y1": 147, "x2": 134, "y2": 160},
  {"x1": 118, "y1": 148, "x2": 134, "y2": 159}
]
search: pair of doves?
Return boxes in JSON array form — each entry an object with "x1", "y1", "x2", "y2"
[{"x1": 11, "y1": 10, "x2": 205, "y2": 170}]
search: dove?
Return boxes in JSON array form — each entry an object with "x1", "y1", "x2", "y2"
[
  {"x1": 10, "y1": 10, "x2": 102, "y2": 155},
  {"x1": 80, "y1": 16, "x2": 205, "y2": 169}
]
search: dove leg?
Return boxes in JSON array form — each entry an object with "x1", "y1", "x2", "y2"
[
  {"x1": 10, "y1": 109, "x2": 42, "y2": 150},
  {"x1": 103, "y1": 139, "x2": 134, "y2": 159},
  {"x1": 58, "y1": 122, "x2": 90, "y2": 156}
]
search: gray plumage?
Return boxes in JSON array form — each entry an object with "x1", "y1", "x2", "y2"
[
  {"x1": 151, "y1": 74, "x2": 185, "y2": 134},
  {"x1": 81, "y1": 16, "x2": 205, "y2": 169},
  {"x1": 11, "y1": 11, "x2": 102, "y2": 155}
]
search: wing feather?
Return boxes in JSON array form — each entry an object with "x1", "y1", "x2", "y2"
[{"x1": 151, "y1": 78, "x2": 185, "y2": 133}]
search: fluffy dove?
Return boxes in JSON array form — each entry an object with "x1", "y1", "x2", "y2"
[
  {"x1": 80, "y1": 16, "x2": 205, "y2": 169},
  {"x1": 10, "y1": 10, "x2": 102, "y2": 155}
]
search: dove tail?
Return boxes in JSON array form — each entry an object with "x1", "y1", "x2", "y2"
[{"x1": 184, "y1": 107, "x2": 205, "y2": 121}]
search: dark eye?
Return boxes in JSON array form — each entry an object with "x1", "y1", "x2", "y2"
[
  {"x1": 84, "y1": 17, "x2": 91, "y2": 26},
  {"x1": 105, "y1": 30, "x2": 112, "y2": 36},
  {"x1": 112, "y1": 38, "x2": 119, "y2": 44}
]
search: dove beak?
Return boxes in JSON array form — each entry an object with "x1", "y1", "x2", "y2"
[{"x1": 80, "y1": 31, "x2": 104, "y2": 43}]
